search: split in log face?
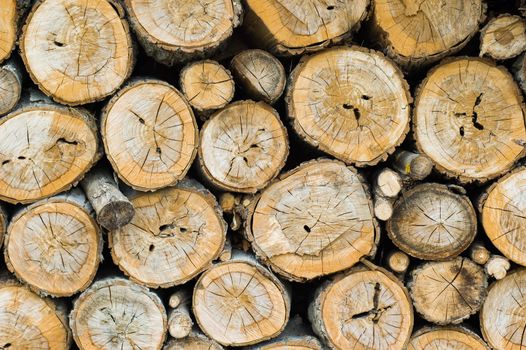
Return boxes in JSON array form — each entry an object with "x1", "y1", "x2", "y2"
[
  {"x1": 480, "y1": 268, "x2": 526, "y2": 349},
  {"x1": 102, "y1": 80, "x2": 198, "y2": 191},
  {"x1": 4, "y1": 192, "x2": 102, "y2": 297},
  {"x1": 480, "y1": 15, "x2": 526, "y2": 60},
  {"x1": 124, "y1": 0, "x2": 241, "y2": 65},
  {"x1": 199, "y1": 100, "x2": 289, "y2": 193},
  {"x1": 248, "y1": 159, "x2": 377, "y2": 282},
  {"x1": 408, "y1": 258, "x2": 487, "y2": 325},
  {"x1": 0, "y1": 0, "x2": 17, "y2": 63},
  {"x1": 243, "y1": 0, "x2": 369, "y2": 55},
  {"x1": 481, "y1": 167, "x2": 526, "y2": 267},
  {"x1": 372, "y1": 0, "x2": 485, "y2": 68},
  {"x1": 193, "y1": 258, "x2": 290, "y2": 346},
  {"x1": 414, "y1": 58, "x2": 526, "y2": 183},
  {"x1": 309, "y1": 266, "x2": 413, "y2": 350},
  {"x1": 387, "y1": 183, "x2": 477, "y2": 260},
  {"x1": 0, "y1": 281, "x2": 70, "y2": 350},
  {"x1": 0, "y1": 105, "x2": 99, "y2": 204},
  {"x1": 70, "y1": 278, "x2": 167, "y2": 350},
  {"x1": 408, "y1": 326, "x2": 490, "y2": 350},
  {"x1": 286, "y1": 46, "x2": 411, "y2": 166},
  {"x1": 0, "y1": 62, "x2": 22, "y2": 115},
  {"x1": 20, "y1": 0, "x2": 134, "y2": 106},
  {"x1": 163, "y1": 333, "x2": 223, "y2": 350},
  {"x1": 110, "y1": 185, "x2": 226, "y2": 288}
]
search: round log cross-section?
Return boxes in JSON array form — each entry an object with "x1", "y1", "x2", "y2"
[{"x1": 408, "y1": 326, "x2": 490, "y2": 350}]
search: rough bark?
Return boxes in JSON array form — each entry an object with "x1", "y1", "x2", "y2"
[
  {"x1": 101, "y1": 79, "x2": 198, "y2": 191},
  {"x1": 0, "y1": 58, "x2": 23, "y2": 115},
  {"x1": 480, "y1": 14, "x2": 526, "y2": 60},
  {"x1": 414, "y1": 57, "x2": 526, "y2": 183},
  {"x1": 286, "y1": 46, "x2": 411, "y2": 166},
  {"x1": 20, "y1": 0, "x2": 135, "y2": 105},
  {"x1": 408, "y1": 326, "x2": 490, "y2": 350}
]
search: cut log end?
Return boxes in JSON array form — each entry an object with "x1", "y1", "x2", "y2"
[
  {"x1": 408, "y1": 326, "x2": 490, "y2": 350},
  {"x1": 392, "y1": 150, "x2": 433, "y2": 181},
  {"x1": 386, "y1": 251, "x2": 410, "y2": 274},
  {"x1": 485, "y1": 255, "x2": 510, "y2": 280},
  {"x1": 469, "y1": 242, "x2": 491, "y2": 265},
  {"x1": 163, "y1": 332, "x2": 223, "y2": 350},
  {"x1": 0, "y1": 60, "x2": 22, "y2": 115},
  {"x1": 168, "y1": 311, "x2": 193, "y2": 339},
  {"x1": 0, "y1": 0, "x2": 17, "y2": 64},
  {"x1": 374, "y1": 168, "x2": 403, "y2": 198},
  {"x1": 373, "y1": 195, "x2": 393, "y2": 221},
  {"x1": 480, "y1": 14, "x2": 526, "y2": 60}
]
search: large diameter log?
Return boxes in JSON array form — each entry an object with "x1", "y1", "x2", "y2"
[
  {"x1": 408, "y1": 326, "x2": 490, "y2": 350},
  {"x1": 4, "y1": 189, "x2": 102, "y2": 297},
  {"x1": 480, "y1": 14, "x2": 526, "y2": 60},
  {"x1": 0, "y1": 104, "x2": 100, "y2": 204},
  {"x1": 0, "y1": 279, "x2": 71, "y2": 349},
  {"x1": 286, "y1": 46, "x2": 411, "y2": 166},
  {"x1": 480, "y1": 268, "x2": 526, "y2": 349},
  {"x1": 371, "y1": 0, "x2": 485, "y2": 69},
  {"x1": 70, "y1": 278, "x2": 167, "y2": 350},
  {"x1": 164, "y1": 331, "x2": 223, "y2": 350},
  {"x1": 247, "y1": 159, "x2": 378, "y2": 282},
  {"x1": 102, "y1": 79, "x2": 198, "y2": 191},
  {"x1": 110, "y1": 180, "x2": 226, "y2": 288},
  {"x1": 0, "y1": 0, "x2": 17, "y2": 64},
  {"x1": 408, "y1": 257, "x2": 487, "y2": 325},
  {"x1": 308, "y1": 265, "x2": 414, "y2": 350},
  {"x1": 193, "y1": 252, "x2": 290, "y2": 346},
  {"x1": 198, "y1": 100, "x2": 288, "y2": 193},
  {"x1": 414, "y1": 57, "x2": 526, "y2": 183},
  {"x1": 480, "y1": 166, "x2": 526, "y2": 266},
  {"x1": 124, "y1": 0, "x2": 242, "y2": 66},
  {"x1": 0, "y1": 59, "x2": 23, "y2": 115},
  {"x1": 387, "y1": 183, "x2": 476, "y2": 260},
  {"x1": 20, "y1": 0, "x2": 134, "y2": 106},
  {"x1": 243, "y1": 0, "x2": 368, "y2": 55}
]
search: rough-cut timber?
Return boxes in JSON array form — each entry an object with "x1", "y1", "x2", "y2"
[
  {"x1": 480, "y1": 268, "x2": 526, "y2": 349},
  {"x1": 0, "y1": 59, "x2": 23, "y2": 115},
  {"x1": 480, "y1": 166, "x2": 526, "y2": 266},
  {"x1": 4, "y1": 189, "x2": 102, "y2": 297},
  {"x1": 414, "y1": 57, "x2": 526, "y2": 183},
  {"x1": 179, "y1": 60, "x2": 235, "y2": 118},
  {"x1": 0, "y1": 278, "x2": 71, "y2": 349},
  {"x1": 0, "y1": 103, "x2": 100, "y2": 204},
  {"x1": 408, "y1": 258, "x2": 487, "y2": 325},
  {"x1": 230, "y1": 49, "x2": 286, "y2": 105},
  {"x1": 408, "y1": 326, "x2": 490, "y2": 350},
  {"x1": 102, "y1": 79, "x2": 198, "y2": 191},
  {"x1": 243, "y1": 0, "x2": 368, "y2": 55},
  {"x1": 308, "y1": 264, "x2": 413, "y2": 350},
  {"x1": 480, "y1": 14, "x2": 526, "y2": 60},
  {"x1": 198, "y1": 100, "x2": 288, "y2": 193},
  {"x1": 70, "y1": 278, "x2": 167, "y2": 350},
  {"x1": 371, "y1": 0, "x2": 486, "y2": 69},
  {"x1": 193, "y1": 252, "x2": 290, "y2": 347},
  {"x1": 391, "y1": 150, "x2": 433, "y2": 181},
  {"x1": 286, "y1": 46, "x2": 411, "y2": 167},
  {"x1": 0, "y1": 0, "x2": 19, "y2": 64},
  {"x1": 110, "y1": 180, "x2": 226, "y2": 288},
  {"x1": 247, "y1": 159, "x2": 378, "y2": 281},
  {"x1": 164, "y1": 331, "x2": 223, "y2": 350},
  {"x1": 387, "y1": 183, "x2": 477, "y2": 260},
  {"x1": 124, "y1": 0, "x2": 242, "y2": 66},
  {"x1": 20, "y1": 0, "x2": 135, "y2": 106}
]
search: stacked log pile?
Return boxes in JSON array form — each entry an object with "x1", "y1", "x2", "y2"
[{"x1": 1, "y1": 0, "x2": 526, "y2": 349}]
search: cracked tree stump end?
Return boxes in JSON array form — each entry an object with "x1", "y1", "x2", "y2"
[
  {"x1": 286, "y1": 46, "x2": 411, "y2": 167},
  {"x1": 101, "y1": 79, "x2": 198, "y2": 191},
  {"x1": 0, "y1": 58, "x2": 23, "y2": 115},
  {"x1": 408, "y1": 326, "x2": 490, "y2": 350},
  {"x1": 480, "y1": 14, "x2": 526, "y2": 60}
]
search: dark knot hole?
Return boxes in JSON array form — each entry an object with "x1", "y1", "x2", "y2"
[{"x1": 303, "y1": 225, "x2": 311, "y2": 233}]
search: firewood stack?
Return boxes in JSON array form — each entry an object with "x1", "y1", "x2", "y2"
[{"x1": 1, "y1": 0, "x2": 526, "y2": 349}]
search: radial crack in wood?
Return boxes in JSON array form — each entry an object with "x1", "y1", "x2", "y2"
[
  {"x1": 0, "y1": 59, "x2": 23, "y2": 116},
  {"x1": 408, "y1": 326, "x2": 490, "y2": 349},
  {"x1": 480, "y1": 14, "x2": 526, "y2": 60}
]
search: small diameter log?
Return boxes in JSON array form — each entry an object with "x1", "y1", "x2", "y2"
[
  {"x1": 387, "y1": 183, "x2": 477, "y2": 260},
  {"x1": 408, "y1": 326, "x2": 490, "y2": 350},
  {"x1": 0, "y1": 103, "x2": 100, "y2": 204},
  {"x1": 385, "y1": 250, "x2": 410, "y2": 277},
  {"x1": 0, "y1": 279, "x2": 71, "y2": 349},
  {"x1": 243, "y1": 0, "x2": 368, "y2": 55},
  {"x1": 286, "y1": 46, "x2": 411, "y2": 167},
  {"x1": 480, "y1": 269, "x2": 526, "y2": 349},
  {"x1": 391, "y1": 150, "x2": 433, "y2": 181},
  {"x1": 0, "y1": 58, "x2": 23, "y2": 115},
  {"x1": 485, "y1": 255, "x2": 510, "y2": 280},
  {"x1": 469, "y1": 242, "x2": 491, "y2": 265},
  {"x1": 408, "y1": 257, "x2": 488, "y2": 325},
  {"x1": 247, "y1": 159, "x2": 378, "y2": 282},
  {"x1": 198, "y1": 100, "x2": 288, "y2": 193},
  {"x1": 371, "y1": 0, "x2": 485, "y2": 69},
  {"x1": 480, "y1": 14, "x2": 526, "y2": 60},
  {"x1": 230, "y1": 49, "x2": 286, "y2": 104},
  {"x1": 179, "y1": 60, "x2": 235, "y2": 118},
  {"x1": 167, "y1": 289, "x2": 193, "y2": 339},
  {"x1": 193, "y1": 252, "x2": 290, "y2": 346},
  {"x1": 20, "y1": 0, "x2": 134, "y2": 106},
  {"x1": 164, "y1": 331, "x2": 223, "y2": 350},
  {"x1": 4, "y1": 189, "x2": 102, "y2": 297},
  {"x1": 414, "y1": 57, "x2": 526, "y2": 183},
  {"x1": 480, "y1": 166, "x2": 526, "y2": 266},
  {"x1": 373, "y1": 196, "x2": 394, "y2": 222},
  {"x1": 110, "y1": 180, "x2": 226, "y2": 288},
  {"x1": 70, "y1": 278, "x2": 167, "y2": 350},
  {"x1": 373, "y1": 168, "x2": 403, "y2": 199},
  {"x1": 124, "y1": 0, "x2": 242, "y2": 66},
  {"x1": 102, "y1": 79, "x2": 198, "y2": 191},
  {"x1": 308, "y1": 264, "x2": 414, "y2": 350}
]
